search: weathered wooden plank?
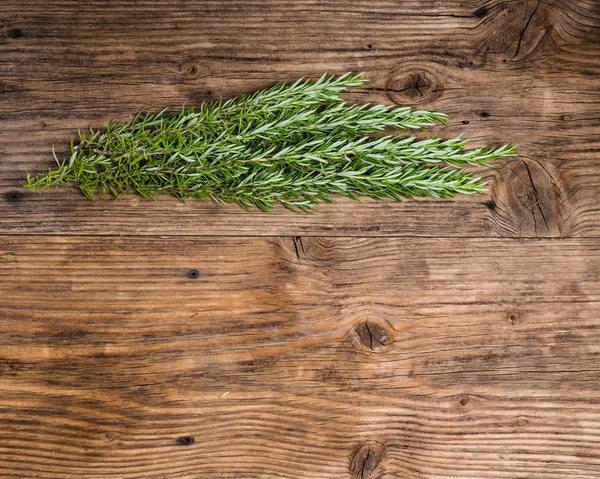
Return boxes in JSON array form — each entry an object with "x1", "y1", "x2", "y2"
[
  {"x1": 1, "y1": 236, "x2": 599, "y2": 477},
  {"x1": 1, "y1": 0, "x2": 599, "y2": 236}
]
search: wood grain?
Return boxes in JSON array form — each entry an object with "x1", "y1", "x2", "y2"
[
  {"x1": 1, "y1": 0, "x2": 599, "y2": 237},
  {"x1": 1, "y1": 1, "x2": 599, "y2": 477},
  {"x1": 1, "y1": 236, "x2": 599, "y2": 478}
]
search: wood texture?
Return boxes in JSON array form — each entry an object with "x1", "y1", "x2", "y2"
[
  {"x1": 1, "y1": 236, "x2": 599, "y2": 478},
  {"x1": 1, "y1": 1, "x2": 599, "y2": 478},
  {"x1": 1, "y1": 0, "x2": 599, "y2": 236}
]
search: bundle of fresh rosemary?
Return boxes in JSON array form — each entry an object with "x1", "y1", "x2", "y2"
[{"x1": 25, "y1": 73, "x2": 514, "y2": 211}]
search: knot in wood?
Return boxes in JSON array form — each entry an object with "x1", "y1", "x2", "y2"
[
  {"x1": 178, "y1": 58, "x2": 210, "y2": 79},
  {"x1": 386, "y1": 68, "x2": 442, "y2": 105},
  {"x1": 350, "y1": 442, "x2": 385, "y2": 479},
  {"x1": 515, "y1": 417, "x2": 530, "y2": 427},
  {"x1": 4, "y1": 190, "x2": 24, "y2": 202},
  {"x1": 483, "y1": 1, "x2": 555, "y2": 62},
  {"x1": 472, "y1": 6, "x2": 489, "y2": 18},
  {"x1": 176, "y1": 436, "x2": 195, "y2": 446},
  {"x1": 349, "y1": 318, "x2": 392, "y2": 353},
  {"x1": 507, "y1": 311, "x2": 520, "y2": 326},
  {"x1": 187, "y1": 269, "x2": 199, "y2": 279},
  {"x1": 492, "y1": 158, "x2": 569, "y2": 236}
]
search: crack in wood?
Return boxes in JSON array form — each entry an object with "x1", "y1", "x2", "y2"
[
  {"x1": 350, "y1": 319, "x2": 392, "y2": 352},
  {"x1": 513, "y1": 1, "x2": 542, "y2": 60},
  {"x1": 292, "y1": 236, "x2": 304, "y2": 261},
  {"x1": 364, "y1": 320, "x2": 374, "y2": 350},
  {"x1": 523, "y1": 159, "x2": 549, "y2": 231}
]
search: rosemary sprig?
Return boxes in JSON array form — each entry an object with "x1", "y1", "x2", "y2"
[{"x1": 25, "y1": 73, "x2": 515, "y2": 211}]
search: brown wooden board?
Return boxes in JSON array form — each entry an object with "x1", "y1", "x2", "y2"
[
  {"x1": 1, "y1": 236, "x2": 599, "y2": 477},
  {"x1": 1, "y1": 0, "x2": 598, "y2": 237},
  {"x1": 1, "y1": 1, "x2": 599, "y2": 477}
]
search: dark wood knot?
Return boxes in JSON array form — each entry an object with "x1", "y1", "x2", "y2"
[
  {"x1": 386, "y1": 67, "x2": 443, "y2": 105},
  {"x1": 349, "y1": 318, "x2": 393, "y2": 352},
  {"x1": 491, "y1": 158, "x2": 567, "y2": 236},
  {"x1": 482, "y1": 199, "x2": 496, "y2": 210},
  {"x1": 350, "y1": 442, "x2": 386, "y2": 478},
  {"x1": 178, "y1": 58, "x2": 210, "y2": 79},
  {"x1": 472, "y1": 6, "x2": 489, "y2": 18},
  {"x1": 176, "y1": 436, "x2": 195, "y2": 446},
  {"x1": 4, "y1": 191, "x2": 25, "y2": 202},
  {"x1": 507, "y1": 311, "x2": 520, "y2": 326},
  {"x1": 187, "y1": 269, "x2": 199, "y2": 279}
]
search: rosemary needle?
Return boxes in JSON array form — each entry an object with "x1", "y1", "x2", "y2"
[{"x1": 25, "y1": 73, "x2": 515, "y2": 212}]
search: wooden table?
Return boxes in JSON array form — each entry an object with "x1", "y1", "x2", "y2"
[{"x1": 1, "y1": 1, "x2": 599, "y2": 477}]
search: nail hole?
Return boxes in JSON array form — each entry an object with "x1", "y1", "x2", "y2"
[
  {"x1": 9, "y1": 29, "x2": 23, "y2": 38},
  {"x1": 187, "y1": 269, "x2": 199, "y2": 279},
  {"x1": 460, "y1": 396, "x2": 469, "y2": 406},
  {"x1": 480, "y1": 111, "x2": 489, "y2": 118},
  {"x1": 366, "y1": 43, "x2": 373, "y2": 49},
  {"x1": 461, "y1": 120, "x2": 470, "y2": 125}
]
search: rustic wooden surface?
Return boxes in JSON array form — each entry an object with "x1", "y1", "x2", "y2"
[{"x1": 1, "y1": 0, "x2": 599, "y2": 478}]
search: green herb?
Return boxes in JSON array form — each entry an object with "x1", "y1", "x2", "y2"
[
  {"x1": 5, "y1": 252, "x2": 13, "y2": 261},
  {"x1": 24, "y1": 73, "x2": 515, "y2": 212}
]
